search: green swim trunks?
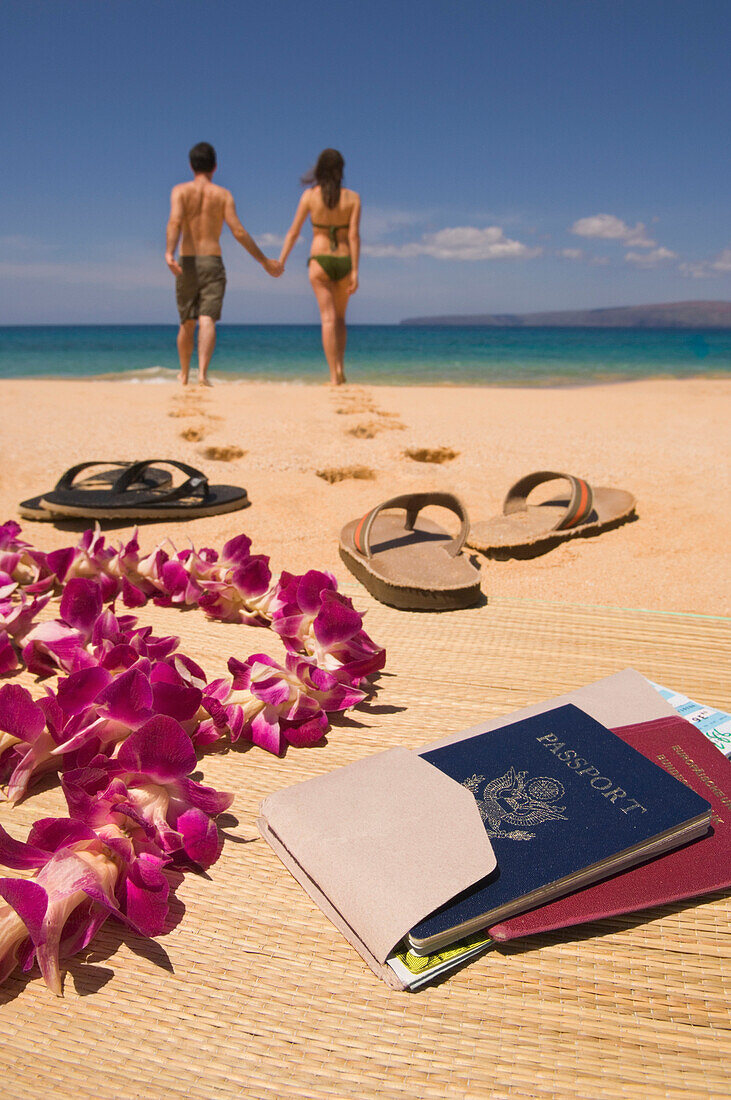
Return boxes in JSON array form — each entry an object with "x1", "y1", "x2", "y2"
[{"x1": 175, "y1": 255, "x2": 227, "y2": 322}]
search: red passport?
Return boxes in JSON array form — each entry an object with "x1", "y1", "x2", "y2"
[{"x1": 489, "y1": 715, "x2": 731, "y2": 941}]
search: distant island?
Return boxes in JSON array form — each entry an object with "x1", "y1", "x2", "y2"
[{"x1": 400, "y1": 301, "x2": 731, "y2": 328}]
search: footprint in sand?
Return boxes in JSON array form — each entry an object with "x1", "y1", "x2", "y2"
[
  {"x1": 180, "y1": 426, "x2": 206, "y2": 442},
  {"x1": 376, "y1": 415, "x2": 405, "y2": 431},
  {"x1": 316, "y1": 466, "x2": 376, "y2": 484},
  {"x1": 335, "y1": 403, "x2": 378, "y2": 415},
  {"x1": 347, "y1": 419, "x2": 406, "y2": 438},
  {"x1": 404, "y1": 446, "x2": 459, "y2": 464},
  {"x1": 170, "y1": 394, "x2": 205, "y2": 416},
  {"x1": 333, "y1": 389, "x2": 406, "y2": 432},
  {"x1": 200, "y1": 445, "x2": 246, "y2": 461},
  {"x1": 347, "y1": 423, "x2": 381, "y2": 439},
  {"x1": 333, "y1": 389, "x2": 377, "y2": 415}
]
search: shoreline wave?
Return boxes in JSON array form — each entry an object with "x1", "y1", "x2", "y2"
[
  {"x1": 1, "y1": 367, "x2": 729, "y2": 389},
  {"x1": 92, "y1": 365, "x2": 178, "y2": 383}
]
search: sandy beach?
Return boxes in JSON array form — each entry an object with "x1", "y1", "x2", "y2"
[{"x1": 2, "y1": 375, "x2": 729, "y2": 616}]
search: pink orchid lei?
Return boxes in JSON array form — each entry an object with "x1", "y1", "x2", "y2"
[{"x1": 0, "y1": 521, "x2": 385, "y2": 994}]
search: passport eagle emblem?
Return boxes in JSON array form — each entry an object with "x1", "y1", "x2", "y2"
[{"x1": 463, "y1": 768, "x2": 568, "y2": 840}]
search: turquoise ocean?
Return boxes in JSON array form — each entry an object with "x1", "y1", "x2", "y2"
[{"x1": 1, "y1": 325, "x2": 729, "y2": 386}]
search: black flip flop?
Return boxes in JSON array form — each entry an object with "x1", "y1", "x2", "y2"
[
  {"x1": 19, "y1": 461, "x2": 174, "y2": 522},
  {"x1": 39, "y1": 459, "x2": 249, "y2": 520}
]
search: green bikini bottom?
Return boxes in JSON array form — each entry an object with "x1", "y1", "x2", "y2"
[{"x1": 308, "y1": 254, "x2": 353, "y2": 281}]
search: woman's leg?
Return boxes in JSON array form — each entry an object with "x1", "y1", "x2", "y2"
[
  {"x1": 330, "y1": 279, "x2": 351, "y2": 384},
  {"x1": 309, "y1": 266, "x2": 348, "y2": 384}
]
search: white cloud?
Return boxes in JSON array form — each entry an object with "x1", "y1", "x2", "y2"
[
  {"x1": 678, "y1": 262, "x2": 706, "y2": 278},
  {"x1": 713, "y1": 247, "x2": 731, "y2": 271},
  {"x1": 258, "y1": 232, "x2": 287, "y2": 248},
  {"x1": 571, "y1": 214, "x2": 656, "y2": 248},
  {"x1": 556, "y1": 247, "x2": 612, "y2": 265},
  {"x1": 679, "y1": 247, "x2": 731, "y2": 278},
  {"x1": 625, "y1": 246, "x2": 677, "y2": 267},
  {"x1": 422, "y1": 226, "x2": 542, "y2": 260},
  {"x1": 363, "y1": 225, "x2": 541, "y2": 261}
]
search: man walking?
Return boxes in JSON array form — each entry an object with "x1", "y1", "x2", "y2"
[{"x1": 165, "y1": 142, "x2": 281, "y2": 385}]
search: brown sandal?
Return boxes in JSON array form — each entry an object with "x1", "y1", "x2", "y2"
[
  {"x1": 339, "y1": 492, "x2": 482, "y2": 610},
  {"x1": 466, "y1": 471, "x2": 636, "y2": 558}
]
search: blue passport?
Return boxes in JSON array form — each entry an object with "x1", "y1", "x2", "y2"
[{"x1": 409, "y1": 704, "x2": 712, "y2": 953}]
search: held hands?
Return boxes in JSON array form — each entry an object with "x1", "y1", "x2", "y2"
[
  {"x1": 166, "y1": 253, "x2": 183, "y2": 277},
  {"x1": 264, "y1": 257, "x2": 284, "y2": 278}
]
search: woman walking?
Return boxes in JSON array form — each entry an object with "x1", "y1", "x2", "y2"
[{"x1": 279, "y1": 149, "x2": 360, "y2": 385}]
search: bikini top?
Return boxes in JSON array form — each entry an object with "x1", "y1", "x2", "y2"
[{"x1": 311, "y1": 221, "x2": 350, "y2": 251}]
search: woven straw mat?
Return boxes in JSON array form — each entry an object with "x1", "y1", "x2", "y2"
[{"x1": 1, "y1": 590, "x2": 729, "y2": 1100}]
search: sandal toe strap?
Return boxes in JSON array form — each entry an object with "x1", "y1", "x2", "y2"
[
  {"x1": 114, "y1": 460, "x2": 209, "y2": 503},
  {"x1": 503, "y1": 471, "x2": 594, "y2": 531},
  {"x1": 353, "y1": 492, "x2": 470, "y2": 558},
  {"x1": 54, "y1": 460, "x2": 129, "y2": 491}
]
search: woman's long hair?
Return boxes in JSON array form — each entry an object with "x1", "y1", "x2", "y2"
[{"x1": 301, "y1": 148, "x2": 344, "y2": 209}]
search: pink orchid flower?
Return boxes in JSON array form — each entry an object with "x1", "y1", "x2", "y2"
[
  {"x1": 0, "y1": 684, "x2": 48, "y2": 778},
  {"x1": 2, "y1": 680, "x2": 109, "y2": 804},
  {"x1": 46, "y1": 527, "x2": 121, "y2": 603},
  {"x1": 101, "y1": 531, "x2": 160, "y2": 608},
  {"x1": 0, "y1": 818, "x2": 124, "y2": 995},
  {"x1": 0, "y1": 521, "x2": 55, "y2": 596},
  {"x1": 195, "y1": 534, "x2": 273, "y2": 624},
  {"x1": 216, "y1": 651, "x2": 364, "y2": 755},
  {"x1": 0, "y1": 592, "x2": 51, "y2": 637},
  {"x1": 63, "y1": 715, "x2": 233, "y2": 868},
  {"x1": 20, "y1": 578, "x2": 104, "y2": 677},
  {"x1": 269, "y1": 571, "x2": 386, "y2": 682},
  {"x1": 0, "y1": 592, "x2": 52, "y2": 673},
  {"x1": 113, "y1": 537, "x2": 217, "y2": 609}
]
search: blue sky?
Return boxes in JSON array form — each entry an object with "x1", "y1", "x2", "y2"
[{"x1": 2, "y1": 0, "x2": 730, "y2": 324}]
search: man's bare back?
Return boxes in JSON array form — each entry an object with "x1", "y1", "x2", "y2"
[
  {"x1": 166, "y1": 178, "x2": 281, "y2": 274},
  {"x1": 164, "y1": 178, "x2": 277, "y2": 270},
  {"x1": 173, "y1": 178, "x2": 228, "y2": 257},
  {"x1": 165, "y1": 142, "x2": 281, "y2": 385}
]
